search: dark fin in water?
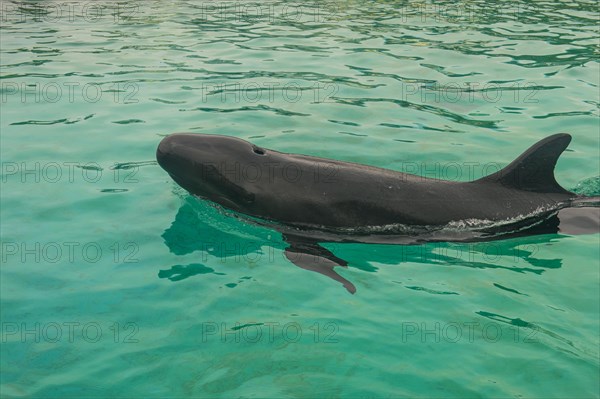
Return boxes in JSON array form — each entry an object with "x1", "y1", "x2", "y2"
[
  {"x1": 283, "y1": 234, "x2": 356, "y2": 294},
  {"x1": 477, "y1": 133, "x2": 574, "y2": 195}
]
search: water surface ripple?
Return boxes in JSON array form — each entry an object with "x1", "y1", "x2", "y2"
[{"x1": 1, "y1": 1, "x2": 598, "y2": 398}]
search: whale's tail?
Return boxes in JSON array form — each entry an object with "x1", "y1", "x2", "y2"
[{"x1": 476, "y1": 133, "x2": 575, "y2": 196}]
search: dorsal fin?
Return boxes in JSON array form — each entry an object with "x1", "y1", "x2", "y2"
[{"x1": 476, "y1": 133, "x2": 574, "y2": 194}]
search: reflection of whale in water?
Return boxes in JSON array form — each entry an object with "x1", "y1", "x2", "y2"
[
  {"x1": 156, "y1": 132, "x2": 599, "y2": 293},
  {"x1": 159, "y1": 194, "x2": 599, "y2": 293}
]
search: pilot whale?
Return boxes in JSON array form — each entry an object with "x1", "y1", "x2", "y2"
[{"x1": 157, "y1": 133, "x2": 599, "y2": 293}]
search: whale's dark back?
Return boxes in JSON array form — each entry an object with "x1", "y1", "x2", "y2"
[{"x1": 157, "y1": 133, "x2": 577, "y2": 229}]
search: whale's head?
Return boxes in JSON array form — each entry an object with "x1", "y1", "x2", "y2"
[{"x1": 156, "y1": 133, "x2": 272, "y2": 213}]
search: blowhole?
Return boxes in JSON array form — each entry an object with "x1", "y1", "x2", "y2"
[{"x1": 253, "y1": 146, "x2": 266, "y2": 155}]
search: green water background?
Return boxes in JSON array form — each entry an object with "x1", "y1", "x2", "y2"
[{"x1": 1, "y1": 1, "x2": 599, "y2": 398}]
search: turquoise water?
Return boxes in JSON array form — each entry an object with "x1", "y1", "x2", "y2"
[{"x1": 1, "y1": 1, "x2": 599, "y2": 397}]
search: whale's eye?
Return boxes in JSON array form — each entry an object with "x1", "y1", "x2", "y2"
[
  {"x1": 252, "y1": 146, "x2": 266, "y2": 155},
  {"x1": 244, "y1": 192, "x2": 256, "y2": 204}
]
